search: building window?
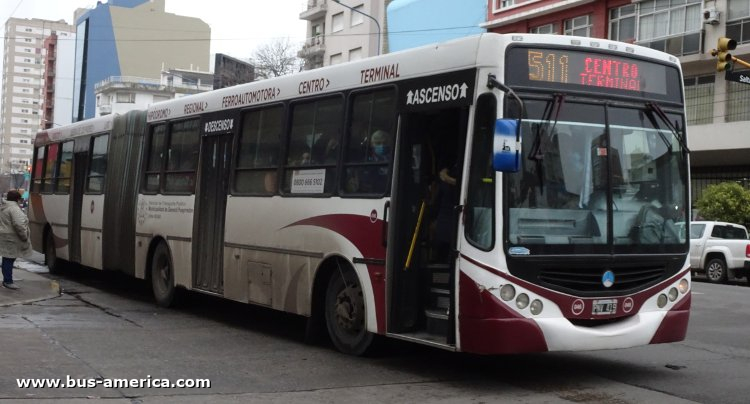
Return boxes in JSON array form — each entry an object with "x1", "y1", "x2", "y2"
[
  {"x1": 564, "y1": 15, "x2": 592, "y2": 37},
  {"x1": 496, "y1": 0, "x2": 515, "y2": 8},
  {"x1": 349, "y1": 47, "x2": 362, "y2": 61},
  {"x1": 530, "y1": 24, "x2": 556, "y2": 34},
  {"x1": 684, "y1": 75, "x2": 715, "y2": 125},
  {"x1": 351, "y1": 5, "x2": 364, "y2": 26},
  {"x1": 332, "y1": 12, "x2": 344, "y2": 32},
  {"x1": 727, "y1": 0, "x2": 750, "y2": 44},
  {"x1": 609, "y1": 4, "x2": 636, "y2": 43},
  {"x1": 116, "y1": 92, "x2": 135, "y2": 103},
  {"x1": 727, "y1": 70, "x2": 750, "y2": 122},
  {"x1": 330, "y1": 53, "x2": 343, "y2": 65},
  {"x1": 637, "y1": 0, "x2": 702, "y2": 56}
]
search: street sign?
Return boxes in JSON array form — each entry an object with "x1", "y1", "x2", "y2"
[{"x1": 725, "y1": 70, "x2": 750, "y2": 85}]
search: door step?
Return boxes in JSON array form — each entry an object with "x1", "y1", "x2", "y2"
[{"x1": 424, "y1": 308, "x2": 449, "y2": 335}]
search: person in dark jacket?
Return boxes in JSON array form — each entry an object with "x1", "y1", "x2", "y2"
[{"x1": 0, "y1": 190, "x2": 32, "y2": 290}]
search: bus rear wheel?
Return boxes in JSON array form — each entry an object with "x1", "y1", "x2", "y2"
[
  {"x1": 151, "y1": 242, "x2": 177, "y2": 307},
  {"x1": 325, "y1": 268, "x2": 373, "y2": 355},
  {"x1": 45, "y1": 231, "x2": 63, "y2": 274}
]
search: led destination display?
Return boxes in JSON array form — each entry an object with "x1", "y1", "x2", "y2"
[{"x1": 506, "y1": 47, "x2": 681, "y2": 101}]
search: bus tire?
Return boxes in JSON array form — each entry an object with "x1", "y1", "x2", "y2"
[
  {"x1": 706, "y1": 258, "x2": 728, "y2": 284},
  {"x1": 45, "y1": 231, "x2": 63, "y2": 274},
  {"x1": 151, "y1": 242, "x2": 177, "y2": 307},
  {"x1": 325, "y1": 268, "x2": 373, "y2": 355}
]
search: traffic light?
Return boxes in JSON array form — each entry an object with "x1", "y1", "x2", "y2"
[{"x1": 714, "y1": 37, "x2": 737, "y2": 72}]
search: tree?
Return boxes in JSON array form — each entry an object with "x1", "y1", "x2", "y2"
[
  {"x1": 251, "y1": 38, "x2": 299, "y2": 80},
  {"x1": 695, "y1": 182, "x2": 750, "y2": 225}
]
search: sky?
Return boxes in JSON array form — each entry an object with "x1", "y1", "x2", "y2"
[{"x1": 0, "y1": 0, "x2": 309, "y2": 69}]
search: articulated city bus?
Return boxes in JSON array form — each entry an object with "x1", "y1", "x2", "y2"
[{"x1": 29, "y1": 33, "x2": 691, "y2": 355}]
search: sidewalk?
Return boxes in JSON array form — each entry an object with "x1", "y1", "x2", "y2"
[{"x1": 0, "y1": 254, "x2": 60, "y2": 306}]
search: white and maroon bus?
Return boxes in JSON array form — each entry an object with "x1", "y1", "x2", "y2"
[{"x1": 30, "y1": 33, "x2": 691, "y2": 355}]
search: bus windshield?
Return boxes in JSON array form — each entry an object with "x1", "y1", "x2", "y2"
[{"x1": 505, "y1": 98, "x2": 689, "y2": 254}]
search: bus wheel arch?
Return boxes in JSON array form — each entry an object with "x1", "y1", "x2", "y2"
[
  {"x1": 148, "y1": 238, "x2": 179, "y2": 307},
  {"x1": 321, "y1": 257, "x2": 374, "y2": 355}
]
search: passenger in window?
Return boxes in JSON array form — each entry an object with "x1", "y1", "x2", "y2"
[
  {"x1": 368, "y1": 130, "x2": 390, "y2": 162},
  {"x1": 345, "y1": 130, "x2": 391, "y2": 193}
]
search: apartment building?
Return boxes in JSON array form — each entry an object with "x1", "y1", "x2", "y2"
[
  {"x1": 483, "y1": 0, "x2": 750, "y2": 203},
  {"x1": 298, "y1": 0, "x2": 388, "y2": 70},
  {"x1": 0, "y1": 18, "x2": 74, "y2": 176},
  {"x1": 94, "y1": 69, "x2": 213, "y2": 117}
]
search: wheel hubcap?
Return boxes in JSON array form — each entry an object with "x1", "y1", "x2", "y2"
[{"x1": 335, "y1": 284, "x2": 364, "y2": 334}]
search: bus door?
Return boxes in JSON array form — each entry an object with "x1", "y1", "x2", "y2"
[
  {"x1": 192, "y1": 112, "x2": 237, "y2": 294},
  {"x1": 389, "y1": 106, "x2": 468, "y2": 345},
  {"x1": 69, "y1": 144, "x2": 86, "y2": 264}
]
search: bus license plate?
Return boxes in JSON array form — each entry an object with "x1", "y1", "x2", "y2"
[{"x1": 592, "y1": 299, "x2": 617, "y2": 315}]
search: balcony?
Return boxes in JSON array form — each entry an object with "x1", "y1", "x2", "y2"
[
  {"x1": 298, "y1": 35, "x2": 326, "y2": 59},
  {"x1": 300, "y1": 0, "x2": 327, "y2": 21},
  {"x1": 98, "y1": 104, "x2": 112, "y2": 115}
]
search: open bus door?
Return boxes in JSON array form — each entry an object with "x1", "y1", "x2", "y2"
[{"x1": 388, "y1": 106, "x2": 468, "y2": 347}]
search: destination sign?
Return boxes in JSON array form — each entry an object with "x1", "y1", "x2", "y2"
[{"x1": 505, "y1": 46, "x2": 682, "y2": 102}]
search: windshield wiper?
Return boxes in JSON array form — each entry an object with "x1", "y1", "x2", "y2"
[
  {"x1": 526, "y1": 94, "x2": 565, "y2": 192},
  {"x1": 646, "y1": 102, "x2": 690, "y2": 154}
]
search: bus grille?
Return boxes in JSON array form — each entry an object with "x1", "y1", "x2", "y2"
[{"x1": 538, "y1": 265, "x2": 665, "y2": 293}]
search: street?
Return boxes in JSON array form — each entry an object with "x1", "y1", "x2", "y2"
[{"x1": 1, "y1": 259, "x2": 749, "y2": 403}]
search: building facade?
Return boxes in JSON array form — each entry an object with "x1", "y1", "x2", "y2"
[
  {"x1": 73, "y1": 0, "x2": 210, "y2": 121},
  {"x1": 94, "y1": 69, "x2": 213, "y2": 117},
  {"x1": 482, "y1": 0, "x2": 750, "y2": 204},
  {"x1": 298, "y1": 0, "x2": 388, "y2": 70},
  {"x1": 0, "y1": 18, "x2": 74, "y2": 178}
]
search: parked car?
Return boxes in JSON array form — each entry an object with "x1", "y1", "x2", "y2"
[{"x1": 681, "y1": 221, "x2": 750, "y2": 284}]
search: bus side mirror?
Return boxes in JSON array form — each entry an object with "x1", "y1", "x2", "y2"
[{"x1": 493, "y1": 119, "x2": 520, "y2": 172}]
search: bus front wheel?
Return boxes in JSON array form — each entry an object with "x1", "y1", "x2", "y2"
[
  {"x1": 151, "y1": 242, "x2": 177, "y2": 307},
  {"x1": 325, "y1": 268, "x2": 373, "y2": 355}
]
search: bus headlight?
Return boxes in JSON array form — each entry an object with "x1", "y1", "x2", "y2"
[
  {"x1": 500, "y1": 285, "x2": 515, "y2": 301},
  {"x1": 657, "y1": 294, "x2": 668, "y2": 308},
  {"x1": 530, "y1": 299, "x2": 543, "y2": 315},
  {"x1": 668, "y1": 287, "x2": 679, "y2": 302},
  {"x1": 516, "y1": 293, "x2": 529, "y2": 309},
  {"x1": 678, "y1": 279, "x2": 689, "y2": 294}
]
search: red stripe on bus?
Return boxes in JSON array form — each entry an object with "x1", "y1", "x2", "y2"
[
  {"x1": 458, "y1": 271, "x2": 548, "y2": 354},
  {"x1": 649, "y1": 292, "x2": 691, "y2": 344},
  {"x1": 286, "y1": 214, "x2": 386, "y2": 333}
]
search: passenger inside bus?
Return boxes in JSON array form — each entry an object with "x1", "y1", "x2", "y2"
[{"x1": 345, "y1": 129, "x2": 391, "y2": 193}]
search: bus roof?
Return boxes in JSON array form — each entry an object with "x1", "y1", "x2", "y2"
[
  {"x1": 145, "y1": 33, "x2": 680, "y2": 123},
  {"x1": 34, "y1": 113, "x2": 116, "y2": 146}
]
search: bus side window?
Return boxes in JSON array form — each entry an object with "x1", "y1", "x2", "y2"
[
  {"x1": 341, "y1": 88, "x2": 396, "y2": 195},
  {"x1": 283, "y1": 97, "x2": 343, "y2": 195},
  {"x1": 465, "y1": 93, "x2": 496, "y2": 250},
  {"x1": 235, "y1": 105, "x2": 283, "y2": 195},
  {"x1": 43, "y1": 143, "x2": 60, "y2": 193},
  {"x1": 86, "y1": 134, "x2": 109, "y2": 194},
  {"x1": 56, "y1": 141, "x2": 74, "y2": 194},
  {"x1": 143, "y1": 124, "x2": 166, "y2": 193},
  {"x1": 32, "y1": 146, "x2": 45, "y2": 192},
  {"x1": 164, "y1": 119, "x2": 200, "y2": 194}
]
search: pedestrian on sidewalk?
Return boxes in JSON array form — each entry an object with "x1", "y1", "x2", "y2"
[{"x1": 0, "y1": 190, "x2": 32, "y2": 290}]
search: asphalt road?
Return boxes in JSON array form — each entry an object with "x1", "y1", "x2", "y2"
[{"x1": 1, "y1": 262, "x2": 748, "y2": 403}]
